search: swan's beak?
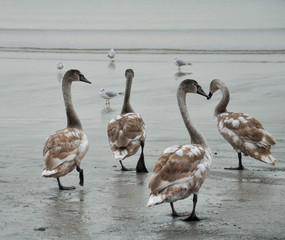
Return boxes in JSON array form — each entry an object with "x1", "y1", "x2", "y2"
[
  {"x1": 79, "y1": 74, "x2": 91, "y2": 84},
  {"x1": 207, "y1": 92, "x2": 213, "y2": 100},
  {"x1": 197, "y1": 87, "x2": 209, "y2": 98}
]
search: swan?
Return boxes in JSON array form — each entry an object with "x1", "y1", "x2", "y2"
[
  {"x1": 107, "y1": 69, "x2": 148, "y2": 173},
  {"x1": 173, "y1": 57, "x2": 192, "y2": 70},
  {"x1": 108, "y1": 48, "x2": 116, "y2": 62},
  {"x1": 100, "y1": 88, "x2": 123, "y2": 105},
  {"x1": 207, "y1": 79, "x2": 277, "y2": 170},
  {"x1": 42, "y1": 69, "x2": 91, "y2": 190},
  {"x1": 147, "y1": 79, "x2": 211, "y2": 221}
]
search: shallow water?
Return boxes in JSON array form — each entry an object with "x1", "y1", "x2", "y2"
[{"x1": 1, "y1": 1, "x2": 285, "y2": 239}]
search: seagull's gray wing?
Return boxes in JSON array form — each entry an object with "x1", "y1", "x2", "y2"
[
  {"x1": 176, "y1": 59, "x2": 186, "y2": 66},
  {"x1": 105, "y1": 91, "x2": 118, "y2": 98}
]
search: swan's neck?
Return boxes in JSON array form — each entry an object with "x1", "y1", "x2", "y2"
[
  {"x1": 177, "y1": 87, "x2": 207, "y2": 146},
  {"x1": 214, "y1": 85, "x2": 229, "y2": 116},
  {"x1": 121, "y1": 77, "x2": 134, "y2": 114},
  {"x1": 62, "y1": 80, "x2": 82, "y2": 130}
]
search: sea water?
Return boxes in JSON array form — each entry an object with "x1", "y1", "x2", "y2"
[{"x1": 1, "y1": 0, "x2": 285, "y2": 53}]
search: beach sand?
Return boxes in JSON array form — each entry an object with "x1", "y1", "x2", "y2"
[{"x1": 0, "y1": 51, "x2": 284, "y2": 239}]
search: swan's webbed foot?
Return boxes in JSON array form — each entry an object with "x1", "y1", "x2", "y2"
[
  {"x1": 182, "y1": 213, "x2": 200, "y2": 222},
  {"x1": 119, "y1": 161, "x2": 134, "y2": 171},
  {"x1": 170, "y1": 203, "x2": 180, "y2": 217},
  {"x1": 224, "y1": 166, "x2": 245, "y2": 170},
  {"x1": 57, "y1": 178, "x2": 75, "y2": 190}
]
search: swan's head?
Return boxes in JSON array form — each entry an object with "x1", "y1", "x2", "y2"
[
  {"x1": 64, "y1": 69, "x2": 91, "y2": 84},
  {"x1": 207, "y1": 79, "x2": 224, "y2": 100},
  {"x1": 180, "y1": 79, "x2": 208, "y2": 98},
  {"x1": 125, "y1": 69, "x2": 134, "y2": 79}
]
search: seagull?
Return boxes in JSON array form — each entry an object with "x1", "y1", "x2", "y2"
[
  {"x1": 100, "y1": 88, "x2": 123, "y2": 105},
  {"x1": 108, "y1": 49, "x2": 116, "y2": 62},
  {"x1": 173, "y1": 57, "x2": 191, "y2": 70},
  {"x1": 57, "y1": 62, "x2": 64, "y2": 70}
]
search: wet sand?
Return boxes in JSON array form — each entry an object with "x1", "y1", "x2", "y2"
[{"x1": 0, "y1": 52, "x2": 284, "y2": 239}]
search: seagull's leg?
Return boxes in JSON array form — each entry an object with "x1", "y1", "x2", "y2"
[
  {"x1": 76, "y1": 166, "x2": 84, "y2": 186},
  {"x1": 136, "y1": 141, "x2": 148, "y2": 173},
  {"x1": 57, "y1": 178, "x2": 75, "y2": 190},
  {"x1": 225, "y1": 152, "x2": 245, "y2": 170},
  {"x1": 183, "y1": 194, "x2": 200, "y2": 221}
]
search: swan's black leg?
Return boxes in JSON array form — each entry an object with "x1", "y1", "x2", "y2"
[
  {"x1": 170, "y1": 202, "x2": 179, "y2": 217},
  {"x1": 225, "y1": 152, "x2": 245, "y2": 170},
  {"x1": 119, "y1": 160, "x2": 132, "y2": 171},
  {"x1": 76, "y1": 166, "x2": 84, "y2": 186},
  {"x1": 57, "y1": 178, "x2": 75, "y2": 190},
  {"x1": 183, "y1": 194, "x2": 200, "y2": 221},
  {"x1": 136, "y1": 141, "x2": 148, "y2": 173}
]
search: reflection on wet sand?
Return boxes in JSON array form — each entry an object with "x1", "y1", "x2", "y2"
[
  {"x1": 57, "y1": 72, "x2": 63, "y2": 82},
  {"x1": 101, "y1": 106, "x2": 117, "y2": 121},
  {"x1": 109, "y1": 172, "x2": 149, "y2": 220},
  {"x1": 174, "y1": 71, "x2": 192, "y2": 80},
  {"x1": 108, "y1": 62, "x2": 116, "y2": 70},
  {"x1": 43, "y1": 190, "x2": 88, "y2": 238}
]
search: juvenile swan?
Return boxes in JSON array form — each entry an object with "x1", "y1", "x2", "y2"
[
  {"x1": 42, "y1": 69, "x2": 91, "y2": 190},
  {"x1": 207, "y1": 79, "x2": 277, "y2": 170},
  {"x1": 147, "y1": 80, "x2": 211, "y2": 221},
  {"x1": 107, "y1": 69, "x2": 148, "y2": 172}
]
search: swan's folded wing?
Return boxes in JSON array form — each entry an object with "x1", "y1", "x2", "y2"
[
  {"x1": 148, "y1": 144, "x2": 207, "y2": 195},
  {"x1": 43, "y1": 128, "x2": 83, "y2": 170},
  {"x1": 220, "y1": 112, "x2": 276, "y2": 148},
  {"x1": 108, "y1": 113, "x2": 145, "y2": 148}
]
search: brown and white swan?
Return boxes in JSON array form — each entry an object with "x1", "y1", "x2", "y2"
[
  {"x1": 107, "y1": 69, "x2": 148, "y2": 173},
  {"x1": 207, "y1": 79, "x2": 277, "y2": 170},
  {"x1": 42, "y1": 69, "x2": 91, "y2": 190},
  {"x1": 147, "y1": 79, "x2": 212, "y2": 221}
]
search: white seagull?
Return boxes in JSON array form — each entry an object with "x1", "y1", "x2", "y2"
[
  {"x1": 173, "y1": 57, "x2": 192, "y2": 70},
  {"x1": 108, "y1": 48, "x2": 116, "y2": 62},
  {"x1": 100, "y1": 88, "x2": 123, "y2": 105},
  {"x1": 57, "y1": 62, "x2": 64, "y2": 70}
]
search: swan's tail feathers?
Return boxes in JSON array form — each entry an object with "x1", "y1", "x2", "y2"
[
  {"x1": 147, "y1": 194, "x2": 164, "y2": 207},
  {"x1": 260, "y1": 154, "x2": 278, "y2": 166},
  {"x1": 42, "y1": 169, "x2": 57, "y2": 178},
  {"x1": 113, "y1": 149, "x2": 128, "y2": 161},
  {"x1": 118, "y1": 92, "x2": 124, "y2": 95}
]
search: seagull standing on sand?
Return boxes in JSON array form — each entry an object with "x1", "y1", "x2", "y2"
[
  {"x1": 100, "y1": 88, "x2": 123, "y2": 105},
  {"x1": 57, "y1": 62, "x2": 64, "y2": 70},
  {"x1": 108, "y1": 49, "x2": 116, "y2": 62},
  {"x1": 173, "y1": 57, "x2": 192, "y2": 70}
]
